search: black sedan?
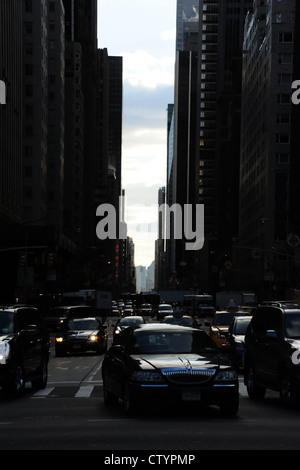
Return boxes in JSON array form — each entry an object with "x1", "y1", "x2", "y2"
[
  {"x1": 102, "y1": 324, "x2": 239, "y2": 416},
  {"x1": 55, "y1": 317, "x2": 108, "y2": 356}
]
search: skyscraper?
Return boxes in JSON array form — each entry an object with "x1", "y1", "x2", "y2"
[
  {"x1": 0, "y1": 0, "x2": 23, "y2": 225},
  {"x1": 239, "y1": 0, "x2": 300, "y2": 297},
  {"x1": 196, "y1": 0, "x2": 252, "y2": 291}
]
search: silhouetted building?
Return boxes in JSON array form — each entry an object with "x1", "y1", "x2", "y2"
[{"x1": 238, "y1": 0, "x2": 300, "y2": 298}]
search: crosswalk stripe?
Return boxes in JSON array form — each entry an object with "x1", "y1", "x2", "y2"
[
  {"x1": 31, "y1": 382, "x2": 249, "y2": 399},
  {"x1": 32, "y1": 387, "x2": 55, "y2": 398},
  {"x1": 75, "y1": 385, "x2": 95, "y2": 398}
]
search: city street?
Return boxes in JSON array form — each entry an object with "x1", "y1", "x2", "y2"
[{"x1": 0, "y1": 319, "x2": 300, "y2": 451}]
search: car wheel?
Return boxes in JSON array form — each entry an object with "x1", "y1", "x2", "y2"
[
  {"x1": 3, "y1": 364, "x2": 25, "y2": 397},
  {"x1": 246, "y1": 367, "x2": 266, "y2": 400},
  {"x1": 32, "y1": 358, "x2": 48, "y2": 391},
  {"x1": 280, "y1": 375, "x2": 297, "y2": 408}
]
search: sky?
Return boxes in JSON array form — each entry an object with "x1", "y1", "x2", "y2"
[{"x1": 97, "y1": 0, "x2": 176, "y2": 268}]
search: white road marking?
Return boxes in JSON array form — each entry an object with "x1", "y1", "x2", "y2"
[
  {"x1": 32, "y1": 387, "x2": 55, "y2": 398},
  {"x1": 75, "y1": 385, "x2": 95, "y2": 398}
]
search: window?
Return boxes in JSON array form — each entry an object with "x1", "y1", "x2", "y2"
[
  {"x1": 279, "y1": 32, "x2": 294, "y2": 43},
  {"x1": 277, "y1": 94, "x2": 290, "y2": 104},
  {"x1": 276, "y1": 114, "x2": 291, "y2": 124},
  {"x1": 278, "y1": 54, "x2": 293, "y2": 65},
  {"x1": 276, "y1": 134, "x2": 290, "y2": 144},
  {"x1": 277, "y1": 74, "x2": 292, "y2": 84}
]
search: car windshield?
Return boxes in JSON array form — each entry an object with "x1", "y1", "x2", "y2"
[
  {"x1": 67, "y1": 319, "x2": 98, "y2": 330},
  {"x1": 162, "y1": 317, "x2": 194, "y2": 327},
  {"x1": 214, "y1": 313, "x2": 243, "y2": 326},
  {"x1": 284, "y1": 313, "x2": 300, "y2": 338},
  {"x1": 132, "y1": 330, "x2": 217, "y2": 355},
  {"x1": 234, "y1": 318, "x2": 252, "y2": 335},
  {"x1": 118, "y1": 317, "x2": 144, "y2": 326},
  {"x1": 159, "y1": 306, "x2": 172, "y2": 310},
  {"x1": 0, "y1": 312, "x2": 14, "y2": 334}
]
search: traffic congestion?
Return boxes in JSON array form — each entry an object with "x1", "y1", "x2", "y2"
[
  {"x1": 1, "y1": 291, "x2": 300, "y2": 414},
  {"x1": 1, "y1": 292, "x2": 300, "y2": 449}
]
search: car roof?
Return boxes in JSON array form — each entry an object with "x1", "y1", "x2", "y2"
[
  {"x1": 163, "y1": 315, "x2": 193, "y2": 319},
  {"x1": 134, "y1": 323, "x2": 196, "y2": 333},
  {"x1": 259, "y1": 301, "x2": 300, "y2": 310},
  {"x1": 0, "y1": 305, "x2": 38, "y2": 313},
  {"x1": 68, "y1": 317, "x2": 99, "y2": 321},
  {"x1": 120, "y1": 315, "x2": 143, "y2": 320}
]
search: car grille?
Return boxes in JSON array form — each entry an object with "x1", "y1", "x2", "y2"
[
  {"x1": 161, "y1": 368, "x2": 216, "y2": 384},
  {"x1": 68, "y1": 335, "x2": 88, "y2": 343}
]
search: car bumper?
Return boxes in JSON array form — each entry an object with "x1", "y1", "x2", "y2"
[{"x1": 129, "y1": 381, "x2": 239, "y2": 408}]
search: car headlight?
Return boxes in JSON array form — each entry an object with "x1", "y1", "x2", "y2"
[
  {"x1": 216, "y1": 370, "x2": 237, "y2": 381},
  {"x1": 132, "y1": 371, "x2": 164, "y2": 383},
  {"x1": 89, "y1": 335, "x2": 99, "y2": 342},
  {"x1": 56, "y1": 337, "x2": 64, "y2": 343},
  {"x1": 0, "y1": 343, "x2": 11, "y2": 365}
]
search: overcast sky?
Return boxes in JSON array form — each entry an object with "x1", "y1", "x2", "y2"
[{"x1": 98, "y1": 0, "x2": 176, "y2": 268}]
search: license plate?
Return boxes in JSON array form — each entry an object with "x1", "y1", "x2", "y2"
[
  {"x1": 72, "y1": 344, "x2": 81, "y2": 350},
  {"x1": 182, "y1": 391, "x2": 201, "y2": 401}
]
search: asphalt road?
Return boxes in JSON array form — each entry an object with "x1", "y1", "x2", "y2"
[{"x1": 0, "y1": 319, "x2": 300, "y2": 451}]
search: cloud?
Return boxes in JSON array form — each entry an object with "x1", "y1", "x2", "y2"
[
  {"x1": 122, "y1": 50, "x2": 174, "y2": 90},
  {"x1": 122, "y1": 135, "x2": 166, "y2": 187}
]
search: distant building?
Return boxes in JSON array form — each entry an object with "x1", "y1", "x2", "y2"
[{"x1": 136, "y1": 266, "x2": 147, "y2": 293}]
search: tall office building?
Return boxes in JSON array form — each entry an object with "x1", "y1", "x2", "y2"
[
  {"x1": 47, "y1": 0, "x2": 65, "y2": 230},
  {"x1": 163, "y1": 3, "x2": 200, "y2": 289},
  {"x1": 239, "y1": 0, "x2": 300, "y2": 297},
  {"x1": 0, "y1": 0, "x2": 23, "y2": 225},
  {"x1": 22, "y1": 0, "x2": 49, "y2": 224},
  {"x1": 0, "y1": 0, "x2": 23, "y2": 300},
  {"x1": 196, "y1": 0, "x2": 252, "y2": 291}
]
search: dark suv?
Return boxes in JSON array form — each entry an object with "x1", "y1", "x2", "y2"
[
  {"x1": 0, "y1": 305, "x2": 50, "y2": 396},
  {"x1": 244, "y1": 302, "x2": 300, "y2": 406}
]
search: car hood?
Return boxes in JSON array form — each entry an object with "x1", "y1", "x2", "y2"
[
  {"x1": 129, "y1": 353, "x2": 229, "y2": 371},
  {"x1": 0, "y1": 334, "x2": 13, "y2": 342}
]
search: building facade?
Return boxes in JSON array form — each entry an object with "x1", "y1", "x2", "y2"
[{"x1": 239, "y1": 0, "x2": 299, "y2": 298}]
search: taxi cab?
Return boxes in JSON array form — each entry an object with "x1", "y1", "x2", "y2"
[{"x1": 208, "y1": 301, "x2": 251, "y2": 348}]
